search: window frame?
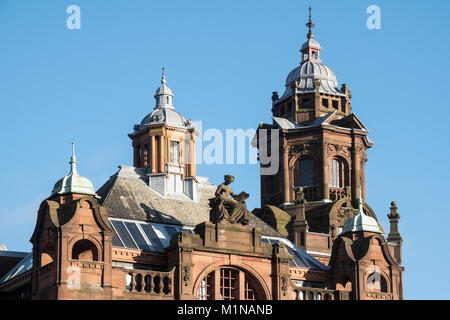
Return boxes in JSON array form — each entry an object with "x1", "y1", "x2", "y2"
[{"x1": 169, "y1": 140, "x2": 181, "y2": 164}]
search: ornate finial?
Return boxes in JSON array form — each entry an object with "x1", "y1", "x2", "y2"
[
  {"x1": 387, "y1": 201, "x2": 402, "y2": 244},
  {"x1": 388, "y1": 201, "x2": 400, "y2": 220},
  {"x1": 356, "y1": 186, "x2": 365, "y2": 215},
  {"x1": 161, "y1": 67, "x2": 166, "y2": 85},
  {"x1": 70, "y1": 142, "x2": 78, "y2": 174},
  {"x1": 306, "y1": 6, "x2": 315, "y2": 39}
]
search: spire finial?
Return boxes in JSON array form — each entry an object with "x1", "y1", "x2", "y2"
[
  {"x1": 69, "y1": 142, "x2": 78, "y2": 174},
  {"x1": 161, "y1": 67, "x2": 166, "y2": 85},
  {"x1": 357, "y1": 186, "x2": 364, "y2": 214},
  {"x1": 306, "y1": 6, "x2": 315, "y2": 39}
]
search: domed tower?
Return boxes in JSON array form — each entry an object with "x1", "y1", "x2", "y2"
[
  {"x1": 272, "y1": 7, "x2": 353, "y2": 125},
  {"x1": 129, "y1": 69, "x2": 199, "y2": 200},
  {"x1": 254, "y1": 8, "x2": 382, "y2": 264},
  {"x1": 30, "y1": 144, "x2": 114, "y2": 300}
]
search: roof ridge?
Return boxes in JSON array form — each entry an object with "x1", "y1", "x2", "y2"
[{"x1": 96, "y1": 173, "x2": 119, "y2": 205}]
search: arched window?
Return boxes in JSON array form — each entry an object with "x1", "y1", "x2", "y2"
[
  {"x1": 330, "y1": 158, "x2": 348, "y2": 188},
  {"x1": 72, "y1": 239, "x2": 98, "y2": 261},
  {"x1": 330, "y1": 159, "x2": 341, "y2": 188},
  {"x1": 297, "y1": 159, "x2": 313, "y2": 187},
  {"x1": 367, "y1": 272, "x2": 388, "y2": 293},
  {"x1": 196, "y1": 267, "x2": 264, "y2": 300}
]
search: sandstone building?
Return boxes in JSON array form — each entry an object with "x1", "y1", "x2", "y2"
[{"x1": 0, "y1": 9, "x2": 403, "y2": 300}]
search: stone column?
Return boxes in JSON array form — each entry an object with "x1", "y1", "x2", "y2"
[
  {"x1": 322, "y1": 144, "x2": 329, "y2": 200},
  {"x1": 282, "y1": 143, "x2": 290, "y2": 204},
  {"x1": 189, "y1": 136, "x2": 196, "y2": 177},
  {"x1": 351, "y1": 134, "x2": 361, "y2": 201},
  {"x1": 361, "y1": 157, "x2": 366, "y2": 201},
  {"x1": 314, "y1": 79, "x2": 321, "y2": 118},
  {"x1": 150, "y1": 135, "x2": 156, "y2": 173},
  {"x1": 159, "y1": 135, "x2": 165, "y2": 173}
]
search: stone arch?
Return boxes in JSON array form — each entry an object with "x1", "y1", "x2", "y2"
[
  {"x1": 69, "y1": 237, "x2": 101, "y2": 262},
  {"x1": 291, "y1": 156, "x2": 318, "y2": 187},
  {"x1": 289, "y1": 149, "x2": 319, "y2": 169},
  {"x1": 326, "y1": 144, "x2": 351, "y2": 163},
  {"x1": 193, "y1": 261, "x2": 271, "y2": 300},
  {"x1": 364, "y1": 268, "x2": 390, "y2": 293}
]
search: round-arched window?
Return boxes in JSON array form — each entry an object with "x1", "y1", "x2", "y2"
[
  {"x1": 366, "y1": 272, "x2": 388, "y2": 293},
  {"x1": 294, "y1": 158, "x2": 314, "y2": 187},
  {"x1": 330, "y1": 158, "x2": 341, "y2": 188},
  {"x1": 71, "y1": 239, "x2": 98, "y2": 261},
  {"x1": 197, "y1": 267, "x2": 264, "y2": 300},
  {"x1": 330, "y1": 158, "x2": 349, "y2": 188}
]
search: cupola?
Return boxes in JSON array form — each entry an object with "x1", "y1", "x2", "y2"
[
  {"x1": 50, "y1": 143, "x2": 100, "y2": 199},
  {"x1": 154, "y1": 67, "x2": 174, "y2": 109},
  {"x1": 342, "y1": 191, "x2": 383, "y2": 235}
]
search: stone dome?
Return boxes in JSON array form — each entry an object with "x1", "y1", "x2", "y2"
[
  {"x1": 50, "y1": 144, "x2": 100, "y2": 199},
  {"x1": 279, "y1": 61, "x2": 344, "y2": 100},
  {"x1": 137, "y1": 107, "x2": 187, "y2": 131},
  {"x1": 0, "y1": 242, "x2": 7, "y2": 251}
]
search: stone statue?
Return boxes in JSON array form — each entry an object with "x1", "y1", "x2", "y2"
[{"x1": 210, "y1": 175, "x2": 250, "y2": 225}]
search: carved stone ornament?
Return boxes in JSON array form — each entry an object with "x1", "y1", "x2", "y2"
[
  {"x1": 327, "y1": 143, "x2": 350, "y2": 156},
  {"x1": 289, "y1": 143, "x2": 319, "y2": 156},
  {"x1": 182, "y1": 266, "x2": 191, "y2": 286},
  {"x1": 281, "y1": 276, "x2": 289, "y2": 296},
  {"x1": 210, "y1": 175, "x2": 250, "y2": 225}
]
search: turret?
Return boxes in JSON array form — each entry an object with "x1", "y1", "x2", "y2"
[
  {"x1": 30, "y1": 144, "x2": 114, "y2": 300},
  {"x1": 128, "y1": 69, "x2": 199, "y2": 200}
]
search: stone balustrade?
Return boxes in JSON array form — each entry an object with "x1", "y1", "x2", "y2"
[
  {"x1": 125, "y1": 268, "x2": 174, "y2": 298},
  {"x1": 292, "y1": 287, "x2": 337, "y2": 300}
]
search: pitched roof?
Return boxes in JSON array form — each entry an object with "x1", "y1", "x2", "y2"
[{"x1": 97, "y1": 166, "x2": 284, "y2": 237}]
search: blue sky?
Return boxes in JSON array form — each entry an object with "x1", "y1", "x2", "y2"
[{"x1": 0, "y1": 0, "x2": 449, "y2": 299}]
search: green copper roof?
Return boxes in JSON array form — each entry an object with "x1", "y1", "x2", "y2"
[
  {"x1": 342, "y1": 190, "x2": 382, "y2": 235},
  {"x1": 50, "y1": 143, "x2": 100, "y2": 199}
]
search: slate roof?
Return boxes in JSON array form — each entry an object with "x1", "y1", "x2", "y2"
[{"x1": 97, "y1": 166, "x2": 284, "y2": 237}]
